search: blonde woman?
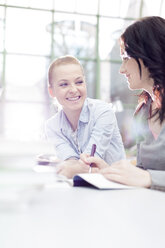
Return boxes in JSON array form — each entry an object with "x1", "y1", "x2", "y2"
[{"x1": 45, "y1": 55, "x2": 125, "y2": 178}]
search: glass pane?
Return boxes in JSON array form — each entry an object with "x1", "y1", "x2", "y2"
[
  {"x1": 161, "y1": 0, "x2": 165, "y2": 17},
  {"x1": 6, "y1": 8, "x2": 51, "y2": 55},
  {"x1": 6, "y1": 0, "x2": 29, "y2": 6},
  {"x1": 110, "y1": 62, "x2": 136, "y2": 108},
  {"x1": 5, "y1": 55, "x2": 49, "y2": 101},
  {"x1": 142, "y1": 0, "x2": 163, "y2": 16},
  {"x1": 27, "y1": 0, "x2": 53, "y2": 9},
  {"x1": 100, "y1": 0, "x2": 121, "y2": 16},
  {"x1": 2, "y1": 101, "x2": 48, "y2": 141},
  {"x1": 119, "y1": 0, "x2": 141, "y2": 19},
  {"x1": 0, "y1": 7, "x2": 4, "y2": 52},
  {"x1": 76, "y1": 0, "x2": 98, "y2": 15},
  {"x1": 100, "y1": 0, "x2": 141, "y2": 18},
  {"x1": 54, "y1": 0, "x2": 76, "y2": 12},
  {"x1": 51, "y1": 13, "x2": 97, "y2": 59},
  {"x1": 81, "y1": 60, "x2": 96, "y2": 98},
  {"x1": 100, "y1": 61, "x2": 111, "y2": 101},
  {"x1": 99, "y1": 18, "x2": 133, "y2": 60},
  {"x1": 6, "y1": 0, "x2": 53, "y2": 9},
  {"x1": 0, "y1": 54, "x2": 3, "y2": 88},
  {"x1": 5, "y1": 54, "x2": 48, "y2": 86}
]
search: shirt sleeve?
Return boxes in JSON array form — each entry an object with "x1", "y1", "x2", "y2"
[
  {"x1": 45, "y1": 121, "x2": 79, "y2": 161},
  {"x1": 148, "y1": 170, "x2": 165, "y2": 191},
  {"x1": 83, "y1": 105, "x2": 124, "y2": 160}
]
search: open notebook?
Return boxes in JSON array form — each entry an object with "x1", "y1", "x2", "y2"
[{"x1": 73, "y1": 173, "x2": 134, "y2": 189}]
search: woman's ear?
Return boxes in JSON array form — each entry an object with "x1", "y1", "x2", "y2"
[{"x1": 48, "y1": 87, "x2": 55, "y2": 97}]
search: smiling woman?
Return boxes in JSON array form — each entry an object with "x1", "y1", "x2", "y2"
[
  {"x1": 49, "y1": 63, "x2": 87, "y2": 126},
  {"x1": 45, "y1": 55, "x2": 125, "y2": 178}
]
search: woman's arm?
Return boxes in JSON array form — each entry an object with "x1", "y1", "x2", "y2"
[
  {"x1": 45, "y1": 120, "x2": 79, "y2": 160},
  {"x1": 56, "y1": 159, "x2": 90, "y2": 179},
  {"x1": 100, "y1": 160, "x2": 151, "y2": 188},
  {"x1": 148, "y1": 170, "x2": 165, "y2": 191},
  {"x1": 83, "y1": 106, "x2": 125, "y2": 163},
  {"x1": 80, "y1": 155, "x2": 151, "y2": 188}
]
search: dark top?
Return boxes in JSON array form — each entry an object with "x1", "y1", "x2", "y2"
[{"x1": 135, "y1": 98, "x2": 165, "y2": 191}]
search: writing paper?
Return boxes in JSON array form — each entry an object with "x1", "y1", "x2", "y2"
[{"x1": 73, "y1": 173, "x2": 134, "y2": 189}]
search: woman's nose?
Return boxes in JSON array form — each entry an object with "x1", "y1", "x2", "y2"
[
  {"x1": 69, "y1": 84, "x2": 78, "y2": 93},
  {"x1": 119, "y1": 62, "x2": 126, "y2": 74}
]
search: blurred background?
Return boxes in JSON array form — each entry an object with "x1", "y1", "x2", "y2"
[{"x1": 0, "y1": 0, "x2": 165, "y2": 150}]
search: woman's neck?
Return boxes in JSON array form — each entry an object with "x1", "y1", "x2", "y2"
[
  {"x1": 148, "y1": 101, "x2": 164, "y2": 138},
  {"x1": 143, "y1": 85, "x2": 154, "y2": 100},
  {"x1": 64, "y1": 109, "x2": 81, "y2": 131}
]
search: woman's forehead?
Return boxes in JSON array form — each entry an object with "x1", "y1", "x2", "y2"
[
  {"x1": 120, "y1": 45, "x2": 125, "y2": 55},
  {"x1": 120, "y1": 39, "x2": 125, "y2": 54}
]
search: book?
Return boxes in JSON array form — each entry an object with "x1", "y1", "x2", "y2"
[{"x1": 73, "y1": 173, "x2": 133, "y2": 189}]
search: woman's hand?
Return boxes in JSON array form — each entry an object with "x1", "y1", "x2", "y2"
[
  {"x1": 100, "y1": 160, "x2": 151, "y2": 188},
  {"x1": 80, "y1": 153, "x2": 109, "y2": 169},
  {"x1": 57, "y1": 159, "x2": 90, "y2": 179}
]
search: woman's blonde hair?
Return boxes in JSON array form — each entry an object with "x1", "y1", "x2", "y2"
[{"x1": 48, "y1": 55, "x2": 84, "y2": 88}]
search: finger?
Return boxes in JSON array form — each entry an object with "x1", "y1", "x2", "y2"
[
  {"x1": 91, "y1": 167, "x2": 99, "y2": 173},
  {"x1": 79, "y1": 159, "x2": 90, "y2": 170},
  {"x1": 91, "y1": 157, "x2": 109, "y2": 169},
  {"x1": 85, "y1": 156, "x2": 103, "y2": 165},
  {"x1": 79, "y1": 163, "x2": 91, "y2": 173},
  {"x1": 78, "y1": 158, "x2": 86, "y2": 165},
  {"x1": 80, "y1": 153, "x2": 90, "y2": 164}
]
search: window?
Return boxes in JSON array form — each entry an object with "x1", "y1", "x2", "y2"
[{"x1": 0, "y1": 0, "x2": 164, "y2": 142}]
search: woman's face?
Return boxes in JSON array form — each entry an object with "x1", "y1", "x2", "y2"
[
  {"x1": 119, "y1": 44, "x2": 154, "y2": 93},
  {"x1": 49, "y1": 63, "x2": 87, "y2": 114}
]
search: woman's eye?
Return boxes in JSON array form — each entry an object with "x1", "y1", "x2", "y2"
[
  {"x1": 59, "y1": 83, "x2": 68, "y2": 87},
  {"x1": 121, "y1": 54, "x2": 131, "y2": 62},
  {"x1": 76, "y1": 81, "x2": 83, "y2": 85},
  {"x1": 122, "y1": 56, "x2": 129, "y2": 61}
]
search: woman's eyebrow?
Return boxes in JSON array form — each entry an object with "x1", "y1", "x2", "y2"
[
  {"x1": 57, "y1": 79, "x2": 68, "y2": 83},
  {"x1": 75, "y1": 77, "x2": 83, "y2": 80}
]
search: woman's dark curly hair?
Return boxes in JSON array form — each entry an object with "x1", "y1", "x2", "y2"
[{"x1": 120, "y1": 16, "x2": 165, "y2": 123}]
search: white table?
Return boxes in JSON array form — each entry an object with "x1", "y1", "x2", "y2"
[{"x1": 0, "y1": 180, "x2": 165, "y2": 248}]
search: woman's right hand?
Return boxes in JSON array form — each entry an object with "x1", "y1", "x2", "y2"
[{"x1": 80, "y1": 153, "x2": 109, "y2": 169}]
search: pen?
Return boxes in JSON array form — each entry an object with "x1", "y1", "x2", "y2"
[{"x1": 90, "y1": 144, "x2": 96, "y2": 167}]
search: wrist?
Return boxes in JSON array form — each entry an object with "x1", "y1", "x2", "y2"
[{"x1": 144, "y1": 170, "x2": 152, "y2": 188}]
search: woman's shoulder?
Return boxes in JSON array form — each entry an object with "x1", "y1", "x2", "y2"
[
  {"x1": 87, "y1": 97, "x2": 113, "y2": 112},
  {"x1": 46, "y1": 109, "x2": 64, "y2": 129}
]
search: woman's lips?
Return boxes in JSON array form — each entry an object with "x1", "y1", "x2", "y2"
[{"x1": 66, "y1": 96, "x2": 81, "y2": 101}]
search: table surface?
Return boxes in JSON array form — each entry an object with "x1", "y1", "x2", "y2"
[{"x1": 0, "y1": 175, "x2": 165, "y2": 248}]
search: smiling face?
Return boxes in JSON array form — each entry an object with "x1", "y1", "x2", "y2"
[
  {"x1": 119, "y1": 42, "x2": 154, "y2": 94},
  {"x1": 49, "y1": 63, "x2": 87, "y2": 115}
]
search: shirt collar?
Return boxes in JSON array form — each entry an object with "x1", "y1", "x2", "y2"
[
  {"x1": 60, "y1": 111, "x2": 71, "y2": 133},
  {"x1": 79, "y1": 98, "x2": 89, "y2": 123},
  {"x1": 60, "y1": 98, "x2": 89, "y2": 133}
]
